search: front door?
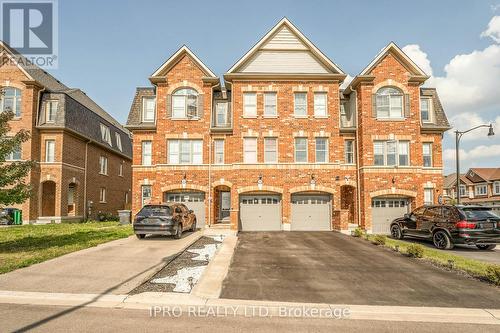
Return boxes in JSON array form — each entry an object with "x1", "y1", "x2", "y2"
[{"x1": 219, "y1": 191, "x2": 231, "y2": 221}]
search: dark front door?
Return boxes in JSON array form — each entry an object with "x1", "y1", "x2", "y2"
[{"x1": 219, "y1": 191, "x2": 231, "y2": 221}]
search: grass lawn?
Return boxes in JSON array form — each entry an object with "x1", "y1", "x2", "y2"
[{"x1": 0, "y1": 221, "x2": 133, "y2": 274}]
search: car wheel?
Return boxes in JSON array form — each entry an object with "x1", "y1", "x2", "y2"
[
  {"x1": 476, "y1": 244, "x2": 496, "y2": 250},
  {"x1": 191, "y1": 219, "x2": 197, "y2": 232},
  {"x1": 136, "y1": 234, "x2": 145, "y2": 239},
  {"x1": 174, "y1": 224, "x2": 183, "y2": 239},
  {"x1": 390, "y1": 225, "x2": 403, "y2": 239},
  {"x1": 433, "y1": 230, "x2": 454, "y2": 250}
]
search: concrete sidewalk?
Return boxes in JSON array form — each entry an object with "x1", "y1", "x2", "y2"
[{"x1": 0, "y1": 231, "x2": 202, "y2": 294}]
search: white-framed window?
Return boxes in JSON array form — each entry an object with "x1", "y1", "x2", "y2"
[
  {"x1": 243, "y1": 137, "x2": 257, "y2": 163},
  {"x1": 294, "y1": 138, "x2": 308, "y2": 163},
  {"x1": 115, "y1": 133, "x2": 122, "y2": 152},
  {"x1": 168, "y1": 140, "x2": 203, "y2": 164},
  {"x1": 0, "y1": 87, "x2": 22, "y2": 117},
  {"x1": 344, "y1": 140, "x2": 355, "y2": 164},
  {"x1": 264, "y1": 137, "x2": 278, "y2": 163},
  {"x1": 420, "y1": 98, "x2": 432, "y2": 123},
  {"x1": 119, "y1": 162, "x2": 123, "y2": 177},
  {"x1": 45, "y1": 100, "x2": 58, "y2": 123},
  {"x1": 475, "y1": 184, "x2": 487, "y2": 196},
  {"x1": 214, "y1": 139, "x2": 224, "y2": 164},
  {"x1": 100, "y1": 124, "x2": 112, "y2": 146},
  {"x1": 215, "y1": 102, "x2": 228, "y2": 126},
  {"x1": 99, "y1": 187, "x2": 107, "y2": 203},
  {"x1": 5, "y1": 143, "x2": 21, "y2": 161},
  {"x1": 373, "y1": 140, "x2": 409, "y2": 166},
  {"x1": 315, "y1": 138, "x2": 328, "y2": 163},
  {"x1": 494, "y1": 181, "x2": 500, "y2": 195},
  {"x1": 264, "y1": 92, "x2": 277, "y2": 117},
  {"x1": 424, "y1": 188, "x2": 434, "y2": 205},
  {"x1": 141, "y1": 185, "x2": 152, "y2": 206},
  {"x1": 142, "y1": 97, "x2": 156, "y2": 122},
  {"x1": 45, "y1": 140, "x2": 55, "y2": 162},
  {"x1": 243, "y1": 93, "x2": 257, "y2": 117},
  {"x1": 99, "y1": 156, "x2": 108, "y2": 175},
  {"x1": 141, "y1": 141, "x2": 152, "y2": 166},
  {"x1": 294, "y1": 92, "x2": 307, "y2": 117},
  {"x1": 313, "y1": 93, "x2": 327, "y2": 117},
  {"x1": 423, "y1": 143, "x2": 432, "y2": 167},
  {"x1": 376, "y1": 87, "x2": 403, "y2": 119},
  {"x1": 459, "y1": 185, "x2": 467, "y2": 197},
  {"x1": 172, "y1": 88, "x2": 198, "y2": 119}
]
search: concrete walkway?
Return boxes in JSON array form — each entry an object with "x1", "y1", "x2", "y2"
[{"x1": 0, "y1": 231, "x2": 202, "y2": 294}]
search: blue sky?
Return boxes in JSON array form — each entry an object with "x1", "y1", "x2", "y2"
[{"x1": 48, "y1": 0, "x2": 500, "y2": 174}]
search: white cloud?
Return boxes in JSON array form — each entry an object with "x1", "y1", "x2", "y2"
[
  {"x1": 402, "y1": 44, "x2": 433, "y2": 76},
  {"x1": 444, "y1": 145, "x2": 500, "y2": 162},
  {"x1": 448, "y1": 114, "x2": 500, "y2": 141},
  {"x1": 340, "y1": 74, "x2": 353, "y2": 90},
  {"x1": 481, "y1": 16, "x2": 500, "y2": 43}
]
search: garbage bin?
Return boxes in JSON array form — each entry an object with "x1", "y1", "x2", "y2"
[
  {"x1": 12, "y1": 209, "x2": 22, "y2": 225},
  {"x1": 117, "y1": 210, "x2": 131, "y2": 225}
]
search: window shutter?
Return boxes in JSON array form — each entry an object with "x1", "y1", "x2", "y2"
[
  {"x1": 371, "y1": 94, "x2": 377, "y2": 118},
  {"x1": 166, "y1": 94, "x2": 172, "y2": 118},
  {"x1": 404, "y1": 93, "x2": 410, "y2": 118},
  {"x1": 197, "y1": 94, "x2": 204, "y2": 119}
]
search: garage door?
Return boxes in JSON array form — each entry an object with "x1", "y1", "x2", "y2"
[
  {"x1": 165, "y1": 192, "x2": 205, "y2": 228},
  {"x1": 291, "y1": 194, "x2": 331, "y2": 231},
  {"x1": 240, "y1": 195, "x2": 281, "y2": 231},
  {"x1": 371, "y1": 198, "x2": 409, "y2": 234}
]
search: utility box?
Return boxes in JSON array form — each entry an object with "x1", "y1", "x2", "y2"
[{"x1": 118, "y1": 210, "x2": 131, "y2": 225}]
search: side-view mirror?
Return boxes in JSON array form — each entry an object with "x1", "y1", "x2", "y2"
[
  {"x1": 175, "y1": 207, "x2": 182, "y2": 214},
  {"x1": 189, "y1": 210, "x2": 194, "y2": 214},
  {"x1": 403, "y1": 213, "x2": 411, "y2": 219}
]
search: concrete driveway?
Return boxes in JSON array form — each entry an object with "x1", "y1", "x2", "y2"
[
  {"x1": 0, "y1": 231, "x2": 200, "y2": 295},
  {"x1": 220, "y1": 232, "x2": 500, "y2": 308}
]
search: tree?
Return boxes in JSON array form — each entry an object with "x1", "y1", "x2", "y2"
[{"x1": 0, "y1": 105, "x2": 33, "y2": 206}]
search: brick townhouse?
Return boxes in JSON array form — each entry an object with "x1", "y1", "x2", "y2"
[
  {"x1": 126, "y1": 18, "x2": 450, "y2": 234},
  {"x1": 444, "y1": 168, "x2": 500, "y2": 207},
  {"x1": 1, "y1": 41, "x2": 132, "y2": 223}
]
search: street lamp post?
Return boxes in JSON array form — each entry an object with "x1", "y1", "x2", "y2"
[{"x1": 455, "y1": 124, "x2": 495, "y2": 204}]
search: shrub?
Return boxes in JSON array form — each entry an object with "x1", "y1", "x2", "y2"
[
  {"x1": 97, "y1": 212, "x2": 119, "y2": 222},
  {"x1": 485, "y1": 265, "x2": 500, "y2": 285},
  {"x1": 372, "y1": 235, "x2": 386, "y2": 246},
  {"x1": 406, "y1": 244, "x2": 424, "y2": 258},
  {"x1": 352, "y1": 227, "x2": 364, "y2": 237}
]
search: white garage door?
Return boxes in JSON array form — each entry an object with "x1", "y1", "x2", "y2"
[
  {"x1": 291, "y1": 194, "x2": 331, "y2": 231},
  {"x1": 371, "y1": 198, "x2": 409, "y2": 234},
  {"x1": 240, "y1": 195, "x2": 281, "y2": 231},
  {"x1": 165, "y1": 192, "x2": 205, "y2": 228}
]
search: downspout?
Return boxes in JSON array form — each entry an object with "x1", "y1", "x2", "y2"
[
  {"x1": 352, "y1": 88, "x2": 362, "y2": 229},
  {"x1": 83, "y1": 140, "x2": 91, "y2": 220},
  {"x1": 208, "y1": 134, "x2": 212, "y2": 227},
  {"x1": 34, "y1": 86, "x2": 45, "y2": 222}
]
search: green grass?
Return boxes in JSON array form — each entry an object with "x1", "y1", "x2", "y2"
[
  {"x1": 362, "y1": 234, "x2": 500, "y2": 285},
  {"x1": 0, "y1": 221, "x2": 133, "y2": 274}
]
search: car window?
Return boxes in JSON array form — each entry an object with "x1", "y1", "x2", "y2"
[
  {"x1": 424, "y1": 207, "x2": 442, "y2": 218},
  {"x1": 442, "y1": 207, "x2": 456, "y2": 220},
  {"x1": 138, "y1": 205, "x2": 172, "y2": 217},
  {"x1": 460, "y1": 208, "x2": 500, "y2": 220},
  {"x1": 412, "y1": 207, "x2": 426, "y2": 216}
]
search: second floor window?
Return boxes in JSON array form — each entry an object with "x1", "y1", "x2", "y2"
[
  {"x1": 459, "y1": 185, "x2": 467, "y2": 197},
  {"x1": 5, "y1": 143, "x2": 21, "y2": 161},
  {"x1": 214, "y1": 139, "x2": 224, "y2": 164},
  {"x1": 0, "y1": 87, "x2": 22, "y2": 118},
  {"x1": 294, "y1": 92, "x2": 307, "y2": 116},
  {"x1": 295, "y1": 138, "x2": 308, "y2": 162},
  {"x1": 172, "y1": 88, "x2": 198, "y2": 119},
  {"x1": 314, "y1": 93, "x2": 327, "y2": 117},
  {"x1": 344, "y1": 140, "x2": 355, "y2": 164},
  {"x1": 373, "y1": 140, "x2": 409, "y2": 166},
  {"x1": 475, "y1": 184, "x2": 487, "y2": 196},
  {"x1": 215, "y1": 102, "x2": 228, "y2": 126},
  {"x1": 423, "y1": 143, "x2": 432, "y2": 167},
  {"x1": 45, "y1": 140, "x2": 55, "y2": 162},
  {"x1": 264, "y1": 92, "x2": 277, "y2": 117},
  {"x1": 99, "y1": 156, "x2": 108, "y2": 175},
  {"x1": 119, "y1": 162, "x2": 123, "y2": 176},
  {"x1": 264, "y1": 138, "x2": 277, "y2": 163},
  {"x1": 142, "y1": 97, "x2": 155, "y2": 122},
  {"x1": 376, "y1": 87, "x2": 403, "y2": 119},
  {"x1": 315, "y1": 138, "x2": 328, "y2": 163},
  {"x1": 243, "y1": 93, "x2": 256, "y2": 117},
  {"x1": 494, "y1": 181, "x2": 500, "y2": 195},
  {"x1": 142, "y1": 141, "x2": 152, "y2": 166},
  {"x1": 420, "y1": 98, "x2": 432, "y2": 123},
  {"x1": 115, "y1": 133, "x2": 122, "y2": 152},
  {"x1": 168, "y1": 140, "x2": 202, "y2": 164},
  {"x1": 100, "y1": 124, "x2": 112, "y2": 146},
  {"x1": 243, "y1": 138, "x2": 257, "y2": 163},
  {"x1": 45, "y1": 100, "x2": 58, "y2": 123}
]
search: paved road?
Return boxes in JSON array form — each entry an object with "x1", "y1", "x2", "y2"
[
  {"x1": 221, "y1": 232, "x2": 500, "y2": 308},
  {"x1": 2, "y1": 304, "x2": 499, "y2": 333},
  {"x1": 0, "y1": 231, "x2": 200, "y2": 294}
]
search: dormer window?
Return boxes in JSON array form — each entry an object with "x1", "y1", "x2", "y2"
[
  {"x1": 420, "y1": 98, "x2": 432, "y2": 123},
  {"x1": 142, "y1": 97, "x2": 155, "y2": 122},
  {"x1": 45, "y1": 100, "x2": 58, "y2": 123},
  {"x1": 375, "y1": 87, "x2": 403, "y2": 119},
  {"x1": 100, "y1": 123, "x2": 112, "y2": 146},
  {"x1": 172, "y1": 88, "x2": 198, "y2": 119},
  {"x1": 115, "y1": 133, "x2": 122, "y2": 152}
]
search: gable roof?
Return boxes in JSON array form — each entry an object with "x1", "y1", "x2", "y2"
[
  {"x1": 226, "y1": 18, "x2": 345, "y2": 75},
  {"x1": 151, "y1": 45, "x2": 217, "y2": 78},
  {"x1": 359, "y1": 42, "x2": 428, "y2": 77},
  {"x1": 444, "y1": 173, "x2": 473, "y2": 188},
  {"x1": 467, "y1": 168, "x2": 500, "y2": 182}
]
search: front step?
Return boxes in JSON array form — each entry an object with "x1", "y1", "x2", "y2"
[{"x1": 208, "y1": 223, "x2": 231, "y2": 229}]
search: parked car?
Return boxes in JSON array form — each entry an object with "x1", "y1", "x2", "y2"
[
  {"x1": 390, "y1": 205, "x2": 500, "y2": 250},
  {"x1": 133, "y1": 203, "x2": 197, "y2": 239},
  {"x1": 0, "y1": 208, "x2": 16, "y2": 225}
]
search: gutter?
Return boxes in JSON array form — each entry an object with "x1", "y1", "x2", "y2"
[{"x1": 352, "y1": 88, "x2": 362, "y2": 230}]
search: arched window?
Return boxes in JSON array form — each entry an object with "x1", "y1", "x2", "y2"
[
  {"x1": 172, "y1": 88, "x2": 198, "y2": 119},
  {"x1": 376, "y1": 87, "x2": 403, "y2": 119},
  {"x1": 0, "y1": 87, "x2": 22, "y2": 117}
]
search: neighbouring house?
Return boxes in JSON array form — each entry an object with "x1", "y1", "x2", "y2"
[
  {"x1": 0, "y1": 41, "x2": 132, "y2": 223},
  {"x1": 126, "y1": 18, "x2": 450, "y2": 234},
  {"x1": 444, "y1": 168, "x2": 500, "y2": 207}
]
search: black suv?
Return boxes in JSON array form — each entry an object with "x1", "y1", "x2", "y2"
[{"x1": 390, "y1": 205, "x2": 500, "y2": 250}]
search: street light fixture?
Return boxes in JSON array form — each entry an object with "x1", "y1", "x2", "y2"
[{"x1": 455, "y1": 123, "x2": 494, "y2": 204}]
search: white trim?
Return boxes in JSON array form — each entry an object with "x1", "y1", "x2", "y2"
[
  {"x1": 151, "y1": 45, "x2": 217, "y2": 78},
  {"x1": 0, "y1": 42, "x2": 35, "y2": 80}
]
